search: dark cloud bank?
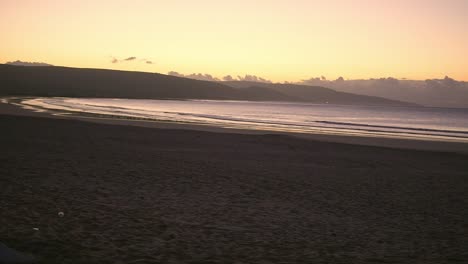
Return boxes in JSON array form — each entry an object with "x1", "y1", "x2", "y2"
[
  {"x1": 299, "y1": 76, "x2": 468, "y2": 108},
  {"x1": 169, "y1": 71, "x2": 468, "y2": 108},
  {"x1": 168, "y1": 71, "x2": 271, "y2": 83}
]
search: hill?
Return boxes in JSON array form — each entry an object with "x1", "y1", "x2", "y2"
[
  {"x1": 0, "y1": 64, "x2": 416, "y2": 106},
  {"x1": 223, "y1": 81, "x2": 418, "y2": 106}
]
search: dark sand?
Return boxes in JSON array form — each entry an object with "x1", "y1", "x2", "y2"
[{"x1": 1, "y1": 102, "x2": 468, "y2": 263}]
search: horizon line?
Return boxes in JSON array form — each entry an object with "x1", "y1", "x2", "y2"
[{"x1": 2, "y1": 61, "x2": 467, "y2": 83}]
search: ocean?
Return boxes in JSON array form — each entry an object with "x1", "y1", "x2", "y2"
[{"x1": 21, "y1": 97, "x2": 468, "y2": 142}]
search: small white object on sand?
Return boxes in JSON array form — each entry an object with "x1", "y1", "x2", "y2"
[
  {"x1": 32, "y1": 228, "x2": 39, "y2": 231},
  {"x1": 58, "y1": 211, "x2": 64, "y2": 217}
]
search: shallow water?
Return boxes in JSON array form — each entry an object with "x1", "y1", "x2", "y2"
[{"x1": 22, "y1": 97, "x2": 468, "y2": 142}]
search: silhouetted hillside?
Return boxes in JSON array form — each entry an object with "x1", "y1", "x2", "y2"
[
  {"x1": 0, "y1": 64, "x2": 248, "y2": 100},
  {"x1": 239, "y1": 86, "x2": 297, "y2": 101},
  {"x1": 299, "y1": 77, "x2": 468, "y2": 108},
  {"x1": 223, "y1": 81, "x2": 418, "y2": 106},
  {"x1": 0, "y1": 64, "x2": 416, "y2": 106}
]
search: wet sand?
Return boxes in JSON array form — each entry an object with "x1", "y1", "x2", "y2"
[
  {"x1": 1, "y1": 102, "x2": 468, "y2": 263},
  {"x1": 2, "y1": 101, "x2": 468, "y2": 154}
]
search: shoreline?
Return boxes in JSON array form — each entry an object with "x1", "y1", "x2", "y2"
[
  {"x1": 1, "y1": 103, "x2": 468, "y2": 263},
  {"x1": 1, "y1": 99, "x2": 468, "y2": 154}
]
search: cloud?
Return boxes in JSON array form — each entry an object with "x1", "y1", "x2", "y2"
[
  {"x1": 6, "y1": 60, "x2": 53, "y2": 67},
  {"x1": 236, "y1": 74, "x2": 271, "y2": 83},
  {"x1": 110, "y1": 56, "x2": 154, "y2": 65},
  {"x1": 223, "y1": 75, "x2": 235, "y2": 81},
  {"x1": 425, "y1": 76, "x2": 462, "y2": 89},
  {"x1": 298, "y1": 75, "x2": 468, "y2": 108},
  {"x1": 168, "y1": 71, "x2": 183, "y2": 77},
  {"x1": 301, "y1": 77, "x2": 326, "y2": 86},
  {"x1": 301, "y1": 76, "x2": 401, "y2": 87},
  {"x1": 168, "y1": 71, "x2": 220, "y2": 81},
  {"x1": 168, "y1": 72, "x2": 271, "y2": 83},
  {"x1": 366, "y1": 77, "x2": 401, "y2": 88},
  {"x1": 188, "y1": 73, "x2": 219, "y2": 82}
]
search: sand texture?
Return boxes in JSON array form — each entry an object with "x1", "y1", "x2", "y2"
[{"x1": 1, "y1": 114, "x2": 468, "y2": 263}]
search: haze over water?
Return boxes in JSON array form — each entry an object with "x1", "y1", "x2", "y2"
[{"x1": 22, "y1": 98, "x2": 468, "y2": 143}]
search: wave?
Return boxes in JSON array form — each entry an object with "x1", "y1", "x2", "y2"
[
  {"x1": 177, "y1": 113, "x2": 468, "y2": 139},
  {"x1": 317, "y1": 121, "x2": 468, "y2": 135},
  {"x1": 19, "y1": 97, "x2": 468, "y2": 142}
]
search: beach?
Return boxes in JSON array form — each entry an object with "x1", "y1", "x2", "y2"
[{"x1": 1, "y1": 102, "x2": 468, "y2": 263}]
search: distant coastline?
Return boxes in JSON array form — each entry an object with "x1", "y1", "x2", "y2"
[{"x1": 0, "y1": 64, "x2": 417, "y2": 107}]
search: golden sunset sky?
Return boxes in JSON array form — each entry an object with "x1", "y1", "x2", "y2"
[{"x1": 1, "y1": 0, "x2": 467, "y2": 82}]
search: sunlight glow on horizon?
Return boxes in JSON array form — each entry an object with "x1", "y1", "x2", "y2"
[{"x1": 1, "y1": 0, "x2": 467, "y2": 82}]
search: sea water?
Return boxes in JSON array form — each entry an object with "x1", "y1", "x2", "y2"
[{"x1": 21, "y1": 97, "x2": 468, "y2": 142}]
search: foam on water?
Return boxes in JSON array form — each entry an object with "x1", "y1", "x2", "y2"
[{"x1": 21, "y1": 97, "x2": 468, "y2": 142}]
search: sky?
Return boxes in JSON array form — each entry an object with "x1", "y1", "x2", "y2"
[{"x1": 1, "y1": 0, "x2": 467, "y2": 82}]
